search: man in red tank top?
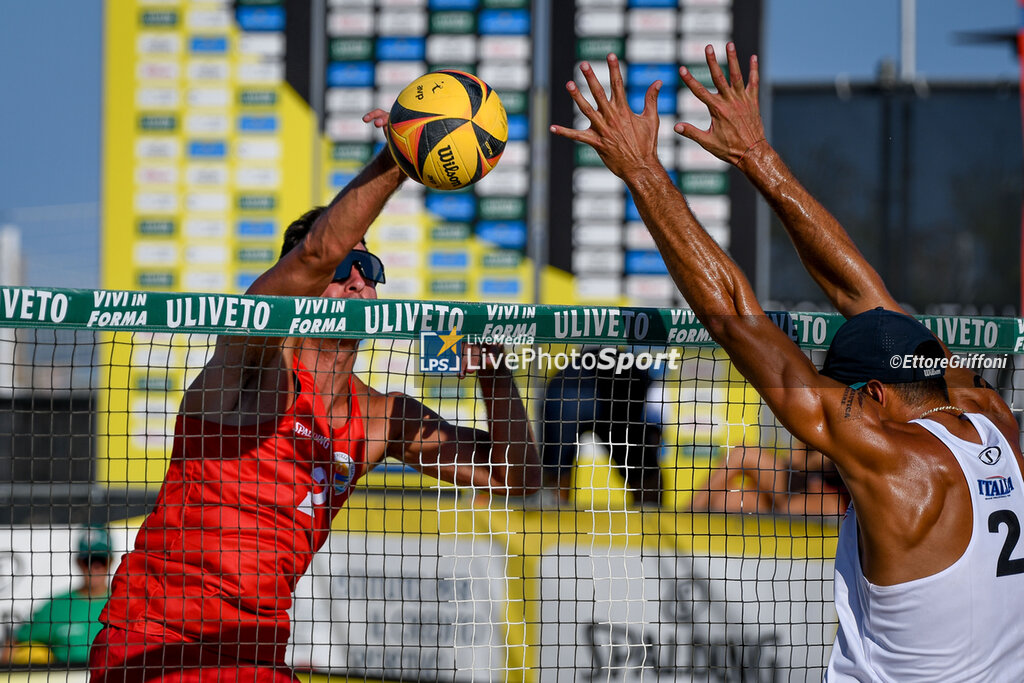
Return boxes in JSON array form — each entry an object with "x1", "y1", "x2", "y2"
[{"x1": 89, "y1": 109, "x2": 542, "y2": 682}]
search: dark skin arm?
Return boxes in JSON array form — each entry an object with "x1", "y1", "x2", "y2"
[
  {"x1": 550, "y1": 53, "x2": 976, "y2": 585},
  {"x1": 548, "y1": 53, "x2": 891, "y2": 486},
  {"x1": 675, "y1": 43, "x2": 1016, "y2": 438}
]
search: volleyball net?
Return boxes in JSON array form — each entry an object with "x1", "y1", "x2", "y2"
[{"x1": 0, "y1": 286, "x2": 1019, "y2": 682}]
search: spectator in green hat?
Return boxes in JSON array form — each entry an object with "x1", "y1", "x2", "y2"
[{"x1": 3, "y1": 527, "x2": 112, "y2": 667}]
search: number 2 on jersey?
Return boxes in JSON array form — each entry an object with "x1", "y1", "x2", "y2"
[{"x1": 988, "y1": 509, "x2": 1024, "y2": 577}]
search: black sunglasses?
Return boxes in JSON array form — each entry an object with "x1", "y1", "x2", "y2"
[{"x1": 333, "y1": 250, "x2": 386, "y2": 285}]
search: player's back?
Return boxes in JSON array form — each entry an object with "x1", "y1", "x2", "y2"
[{"x1": 827, "y1": 412, "x2": 1024, "y2": 682}]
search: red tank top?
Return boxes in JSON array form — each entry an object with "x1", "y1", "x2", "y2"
[{"x1": 100, "y1": 358, "x2": 367, "y2": 664}]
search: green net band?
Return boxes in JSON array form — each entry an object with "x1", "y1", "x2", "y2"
[{"x1": 0, "y1": 287, "x2": 1019, "y2": 352}]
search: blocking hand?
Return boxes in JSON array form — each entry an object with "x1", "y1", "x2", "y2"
[
  {"x1": 549, "y1": 54, "x2": 662, "y2": 180},
  {"x1": 676, "y1": 42, "x2": 766, "y2": 166}
]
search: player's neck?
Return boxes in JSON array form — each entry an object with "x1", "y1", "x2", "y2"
[
  {"x1": 295, "y1": 337, "x2": 357, "y2": 367},
  {"x1": 296, "y1": 341, "x2": 359, "y2": 401}
]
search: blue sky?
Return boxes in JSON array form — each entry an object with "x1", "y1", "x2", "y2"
[{"x1": 0, "y1": 0, "x2": 1019, "y2": 288}]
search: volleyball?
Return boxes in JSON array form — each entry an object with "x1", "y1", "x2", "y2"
[{"x1": 385, "y1": 70, "x2": 508, "y2": 191}]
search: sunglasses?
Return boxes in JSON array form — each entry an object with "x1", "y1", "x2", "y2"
[{"x1": 333, "y1": 250, "x2": 386, "y2": 285}]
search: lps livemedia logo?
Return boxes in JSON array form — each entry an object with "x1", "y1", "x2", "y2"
[{"x1": 419, "y1": 328, "x2": 463, "y2": 374}]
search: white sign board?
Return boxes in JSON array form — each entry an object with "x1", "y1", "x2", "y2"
[
  {"x1": 289, "y1": 532, "x2": 508, "y2": 682},
  {"x1": 535, "y1": 543, "x2": 836, "y2": 682}
]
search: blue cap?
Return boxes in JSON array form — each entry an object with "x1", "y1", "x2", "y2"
[{"x1": 821, "y1": 308, "x2": 945, "y2": 386}]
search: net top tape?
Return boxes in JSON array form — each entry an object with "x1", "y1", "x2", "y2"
[{"x1": 0, "y1": 287, "x2": 1018, "y2": 353}]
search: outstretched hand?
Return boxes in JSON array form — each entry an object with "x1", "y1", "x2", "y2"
[
  {"x1": 676, "y1": 42, "x2": 766, "y2": 166},
  {"x1": 549, "y1": 54, "x2": 662, "y2": 180}
]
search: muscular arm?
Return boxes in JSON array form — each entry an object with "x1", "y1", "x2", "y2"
[
  {"x1": 739, "y1": 146, "x2": 1008, "y2": 414},
  {"x1": 617, "y1": 147, "x2": 883, "y2": 465},
  {"x1": 474, "y1": 368, "x2": 542, "y2": 494},
  {"x1": 550, "y1": 56, "x2": 896, "y2": 478},
  {"x1": 677, "y1": 43, "x2": 1013, "y2": 423},
  {"x1": 676, "y1": 44, "x2": 895, "y2": 318},
  {"x1": 740, "y1": 145, "x2": 895, "y2": 315}
]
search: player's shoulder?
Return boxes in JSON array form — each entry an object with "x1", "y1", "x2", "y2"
[
  {"x1": 948, "y1": 382, "x2": 1018, "y2": 443},
  {"x1": 827, "y1": 411, "x2": 948, "y2": 475},
  {"x1": 893, "y1": 407, "x2": 1019, "y2": 475},
  {"x1": 831, "y1": 417, "x2": 967, "y2": 506}
]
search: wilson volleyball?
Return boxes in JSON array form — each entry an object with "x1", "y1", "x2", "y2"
[{"x1": 385, "y1": 70, "x2": 508, "y2": 191}]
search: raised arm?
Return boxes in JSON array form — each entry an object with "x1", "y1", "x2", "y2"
[
  {"x1": 547, "y1": 55, "x2": 897, "y2": 472},
  {"x1": 182, "y1": 111, "x2": 405, "y2": 417},
  {"x1": 386, "y1": 345, "x2": 542, "y2": 496},
  {"x1": 676, "y1": 44, "x2": 1013, "y2": 419},
  {"x1": 676, "y1": 43, "x2": 897, "y2": 318},
  {"x1": 548, "y1": 57, "x2": 799, "y2": 386},
  {"x1": 247, "y1": 112, "x2": 403, "y2": 300}
]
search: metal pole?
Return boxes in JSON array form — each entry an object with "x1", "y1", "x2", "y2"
[
  {"x1": 529, "y1": 0, "x2": 551, "y2": 305},
  {"x1": 310, "y1": 0, "x2": 326, "y2": 206},
  {"x1": 900, "y1": 0, "x2": 916, "y2": 82}
]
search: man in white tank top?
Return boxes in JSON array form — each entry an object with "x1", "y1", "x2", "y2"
[
  {"x1": 552, "y1": 42, "x2": 1024, "y2": 682},
  {"x1": 820, "y1": 312, "x2": 1024, "y2": 681}
]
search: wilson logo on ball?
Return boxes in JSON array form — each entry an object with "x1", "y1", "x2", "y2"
[{"x1": 384, "y1": 70, "x2": 508, "y2": 191}]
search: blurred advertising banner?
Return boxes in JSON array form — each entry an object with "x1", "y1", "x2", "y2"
[
  {"x1": 289, "y1": 532, "x2": 508, "y2": 682},
  {"x1": 532, "y1": 545, "x2": 832, "y2": 682},
  {"x1": 0, "y1": 507, "x2": 836, "y2": 682}
]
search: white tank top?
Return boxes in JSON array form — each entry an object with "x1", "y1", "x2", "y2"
[{"x1": 826, "y1": 412, "x2": 1024, "y2": 682}]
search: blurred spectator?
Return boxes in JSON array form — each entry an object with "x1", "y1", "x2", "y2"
[
  {"x1": 540, "y1": 347, "x2": 664, "y2": 508},
  {"x1": 688, "y1": 442, "x2": 850, "y2": 516},
  {"x1": 2, "y1": 526, "x2": 112, "y2": 667}
]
